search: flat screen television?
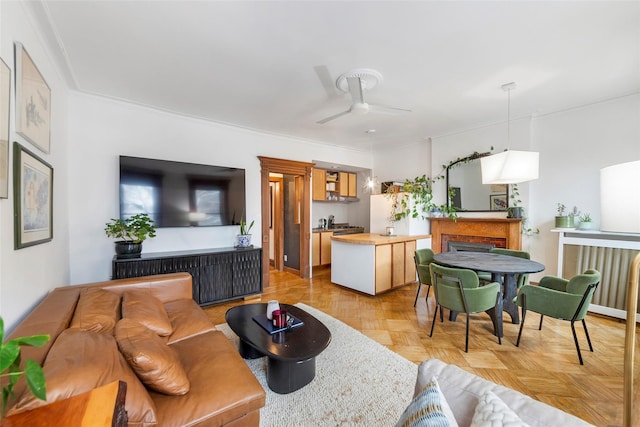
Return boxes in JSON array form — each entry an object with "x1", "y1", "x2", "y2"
[{"x1": 119, "y1": 156, "x2": 246, "y2": 227}]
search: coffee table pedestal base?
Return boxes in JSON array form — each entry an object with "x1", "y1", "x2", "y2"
[{"x1": 267, "y1": 357, "x2": 316, "y2": 394}]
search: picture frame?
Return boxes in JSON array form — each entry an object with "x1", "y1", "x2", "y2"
[
  {"x1": 15, "y1": 42, "x2": 51, "y2": 154},
  {"x1": 13, "y1": 141, "x2": 53, "y2": 249},
  {"x1": 490, "y1": 194, "x2": 507, "y2": 211},
  {"x1": 0, "y1": 57, "x2": 10, "y2": 198}
]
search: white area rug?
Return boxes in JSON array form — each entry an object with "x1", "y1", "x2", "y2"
[{"x1": 217, "y1": 303, "x2": 417, "y2": 427}]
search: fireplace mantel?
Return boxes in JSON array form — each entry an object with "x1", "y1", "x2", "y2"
[{"x1": 429, "y1": 217, "x2": 522, "y2": 253}]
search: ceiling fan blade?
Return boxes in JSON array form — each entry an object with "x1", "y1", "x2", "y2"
[
  {"x1": 368, "y1": 103, "x2": 412, "y2": 115},
  {"x1": 346, "y1": 76, "x2": 365, "y2": 104},
  {"x1": 314, "y1": 65, "x2": 340, "y2": 98},
  {"x1": 316, "y1": 109, "x2": 351, "y2": 124}
]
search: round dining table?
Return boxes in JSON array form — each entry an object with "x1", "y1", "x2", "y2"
[{"x1": 433, "y1": 251, "x2": 545, "y2": 337}]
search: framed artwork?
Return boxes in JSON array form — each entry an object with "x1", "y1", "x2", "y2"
[
  {"x1": 0, "y1": 57, "x2": 10, "y2": 198},
  {"x1": 15, "y1": 42, "x2": 51, "y2": 153},
  {"x1": 13, "y1": 141, "x2": 53, "y2": 249},
  {"x1": 490, "y1": 194, "x2": 507, "y2": 211}
]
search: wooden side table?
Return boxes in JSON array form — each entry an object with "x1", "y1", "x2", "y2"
[{"x1": 3, "y1": 381, "x2": 127, "y2": 427}]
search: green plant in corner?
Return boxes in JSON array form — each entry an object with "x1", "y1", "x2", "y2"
[
  {"x1": 104, "y1": 213, "x2": 157, "y2": 243},
  {"x1": 1, "y1": 316, "x2": 49, "y2": 417}
]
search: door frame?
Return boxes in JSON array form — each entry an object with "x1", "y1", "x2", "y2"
[
  {"x1": 269, "y1": 177, "x2": 284, "y2": 271},
  {"x1": 259, "y1": 156, "x2": 313, "y2": 288}
]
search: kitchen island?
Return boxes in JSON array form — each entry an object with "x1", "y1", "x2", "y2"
[{"x1": 331, "y1": 233, "x2": 431, "y2": 295}]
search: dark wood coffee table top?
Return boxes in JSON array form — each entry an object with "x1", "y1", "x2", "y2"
[{"x1": 225, "y1": 303, "x2": 331, "y2": 362}]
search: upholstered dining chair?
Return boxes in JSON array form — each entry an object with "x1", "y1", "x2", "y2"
[
  {"x1": 478, "y1": 248, "x2": 531, "y2": 288},
  {"x1": 515, "y1": 269, "x2": 601, "y2": 365},
  {"x1": 413, "y1": 248, "x2": 435, "y2": 307},
  {"x1": 429, "y1": 263, "x2": 502, "y2": 352}
]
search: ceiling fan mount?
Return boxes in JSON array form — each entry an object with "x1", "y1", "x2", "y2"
[
  {"x1": 335, "y1": 68, "x2": 383, "y2": 93},
  {"x1": 316, "y1": 68, "x2": 411, "y2": 125}
]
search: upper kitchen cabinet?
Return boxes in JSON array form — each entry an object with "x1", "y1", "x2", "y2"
[
  {"x1": 339, "y1": 172, "x2": 357, "y2": 198},
  {"x1": 313, "y1": 168, "x2": 358, "y2": 202}
]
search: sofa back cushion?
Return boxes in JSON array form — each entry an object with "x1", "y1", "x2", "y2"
[
  {"x1": 69, "y1": 288, "x2": 121, "y2": 334},
  {"x1": 116, "y1": 319, "x2": 190, "y2": 395},
  {"x1": 122, "y1": 290, "x2": 173, "y2": 336},
  {"x1": 7, "y1": 329, "x2": 158, "y2": 426}
]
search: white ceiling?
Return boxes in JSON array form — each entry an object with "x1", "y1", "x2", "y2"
[{"x1": 33, "y1": 1, "x2": 640, "y2": 151}]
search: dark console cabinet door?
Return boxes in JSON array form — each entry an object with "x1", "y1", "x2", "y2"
[{"x1": 112, "y1": 247, "x2": 262, "y2": 306}]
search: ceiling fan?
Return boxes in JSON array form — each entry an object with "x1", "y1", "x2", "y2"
[{"x1": 316, "y1": 68, "x2": 411, "y2": 124}]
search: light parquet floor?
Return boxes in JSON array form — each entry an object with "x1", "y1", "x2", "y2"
[{"x1": 203, "y1": 267, "x2": 640, "y2": 427}]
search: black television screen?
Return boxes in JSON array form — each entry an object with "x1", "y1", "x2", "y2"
[{"x1": 119, "y1": 156, "x2": 246, "y2": 227}]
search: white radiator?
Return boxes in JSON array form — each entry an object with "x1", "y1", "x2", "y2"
[{"x1": 555, "y1": 229, "x2": 640, "y2": 321}]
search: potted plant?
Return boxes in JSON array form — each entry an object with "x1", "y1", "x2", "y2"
[
  {"x1": 577, "y1": 212, "x2": 595, "y2": 230},
  {"x1": 1, "y1": 316, "x2": 49, "y2": 417},
  {"x1": 555, "y1": 203, "x2": 572, "y2": 228},
  {"x1": 507, "y1": 183, "x2": 523, "y2": 218},
  {"x1": 105, "y1": 213, "x2": 157, "y2": 258},
  {"x1": 236, "y1": 217, "x2": 254, "y2": 248}
]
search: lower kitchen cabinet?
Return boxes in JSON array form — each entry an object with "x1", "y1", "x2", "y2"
[{"x1": 112, "y1": 247, "x2": 262, "y2": 306}]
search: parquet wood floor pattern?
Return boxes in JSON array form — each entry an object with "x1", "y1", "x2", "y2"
[{"x1": 203, "y1": 267, "x2": 640, "y2": 427}]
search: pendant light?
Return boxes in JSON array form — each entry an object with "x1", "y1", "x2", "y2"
[
  {"x1": 481, "y1": 82, "x2": 539, "y2": 184},
  {"x1": 363, "y1": 129, "x2": 379, "y2": 193}
]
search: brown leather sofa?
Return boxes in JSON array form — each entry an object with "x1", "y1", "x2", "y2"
[{"x1": 4, "y1": 272, "x2": 265, "y2": 426}]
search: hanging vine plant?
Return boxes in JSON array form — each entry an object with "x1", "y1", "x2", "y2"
[{"x1": 386, "y1": 150, "x2": 492, "y2": 222}]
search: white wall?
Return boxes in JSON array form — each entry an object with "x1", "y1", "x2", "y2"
[
  {"x1": 67, "y1": 92, "x2": 372, "y2": 284},
  {"x1": 0, "y1": 1, "x2": 71, "y2": 332}
]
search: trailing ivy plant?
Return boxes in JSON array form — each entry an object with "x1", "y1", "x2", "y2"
[
  {"x1": 386, "y1": 150, "x2": 493, "y2": 222},
  {"x1": 1, "y1": 316, "x2": 49, "y2": 417}
]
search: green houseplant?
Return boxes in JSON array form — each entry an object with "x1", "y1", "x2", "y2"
[
  {"x1": 105, "y1": 213, "x2": 157, "y2": 258},
  {"x1": 555, "y1": 203, "x2": 572, "y2": 228},
  {"x1": 236, "y1": 217, "x2": 254, "y2": 248},
  {"x1": 577, "y1": 212, "x2": 595, "y2": 230},
  {"x1": 1, "y1": 316, "x2": 49, "y2": 417}
]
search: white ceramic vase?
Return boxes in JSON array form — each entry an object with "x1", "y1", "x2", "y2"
[{"x1": 266, "y1": 300, "x2": 280, "y2": 320}]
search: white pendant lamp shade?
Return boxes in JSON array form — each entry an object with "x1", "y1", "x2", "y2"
[
  {"x1": 600, "y1": 160, "x2": 640, "y2": 234},
  {"x1": 481, "y1": 150, "x2": 539, "y2": 184}
]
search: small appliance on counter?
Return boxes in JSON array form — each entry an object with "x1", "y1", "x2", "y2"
[
  {"x1": 318, "y1": 218, "x2": 327, "y2": 229},
  {"x1": 327, "y1": 215, "x2": 335, "y2": 228}
]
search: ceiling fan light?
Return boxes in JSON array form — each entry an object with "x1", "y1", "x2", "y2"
[{"x1": 481, "y1": 150, "x2": 539, "y2": 184}]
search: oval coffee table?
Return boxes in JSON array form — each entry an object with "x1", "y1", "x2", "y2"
[{"x1": 225, "y1": 303, "x2": 331, "y2": 394}]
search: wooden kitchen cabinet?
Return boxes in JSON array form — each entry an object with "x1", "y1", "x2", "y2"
[
  {"x1": 312, "y1": 233, "x2": 320, "y2": 266},
  {"x1": 312, "y1": 231, "x2": 334, "y2": 266},
  {"x1": 313, "y1": 168, "x2": 327, "y2": 201},
  {"x1": 377, "y1": 240, "x2": 417, "y2": 292},
  {"x1": 339, "y1": 172, "x2": 357, "y2": 197}
]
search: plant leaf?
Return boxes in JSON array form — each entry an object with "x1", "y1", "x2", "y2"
[
  {"x1": 9, "y1": 335, "x2": 49, "y2": 348},
  {"x1": 0, "y1": 342, "x2": 20, "y2": 372},
  {"x1": 24, "y1": 359, "x2": 47, "y2": 401}
]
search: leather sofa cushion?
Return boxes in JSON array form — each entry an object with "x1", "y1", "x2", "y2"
[
  {"x1": 69, "y1": 288, "x2": 121, "y2": 334},
  {"x1": 8, "y1": 329, "x2": 157, "y2": 426},
  {"x1": 116, "y1": 318, "x2": 190, "y2": 395},
  {"x1": 164, "y1": 298, "x2": 217, "y2": 344},
  {"x1": 122, "y1": 290, "x2": 173, "y2": 336},
  {"x1": 150, "y1": 331, "x2": 266, "y2": 427}
]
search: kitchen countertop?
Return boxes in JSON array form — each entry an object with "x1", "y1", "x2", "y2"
[
  {"x1": 331, "y1": 233, "x2": 431, "y2": 245},
  {"x1": 312, "y1": 226, "x2": 364, "y2": 234}
]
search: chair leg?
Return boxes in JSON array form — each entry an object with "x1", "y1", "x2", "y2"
[
  {"x1": 582, "y1": 319, "x2": 594, "y2": 352},
  {"x1": 425, "y1": 284, "x2": 431, "y2": 304},
  {"x1": 538, "y1": 314, "x2": 544, "y2": 330},
  {"x1": 516, "y1": 294, "x2": 526, "y2": 347},
  {"x1": 413, "y1": 283, "x2": 422, "y2": 307},
  {"x1": 465, "y1": 314, "x2": 469, "y2": 353},
  {"x1": 495, "y1": 291, "x2": 502, "y2": 345},
  {"x1": 571, "y1": 320, "x2": 584, "y2": 365},
  {"x1": 429, "y1": 305, "x2": 438, "y2": 338}
]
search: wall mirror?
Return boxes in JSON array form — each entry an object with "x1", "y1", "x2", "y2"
[{"x1": 446, "y1": 154, "x2": 510, "y2": 212}]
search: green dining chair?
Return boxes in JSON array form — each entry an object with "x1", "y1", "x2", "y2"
[
  {"x1": 413, "y1": 248, "x2": 435, "y2": 307},
  {"x1": 515, "y1": 269, "x2": 601, "y2": 365},
  {"x1": 429, "y1": 263, "x2": 502, "y2": 352},
  {"x1": 478, "y1": 248, "x2": 531, "y2": 288}
]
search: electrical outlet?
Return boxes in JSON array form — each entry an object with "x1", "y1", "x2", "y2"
[{"x1": 284, "y1": 254, "x2": 288, "y2": 261}]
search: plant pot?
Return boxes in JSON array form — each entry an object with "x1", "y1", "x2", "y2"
[
  {"x1": 555, "y1": 216, "x2": 574, "y2": 228},
  {"x1": 236, "y1": 234, "x2": 252, "y2": 248},
  {"x1": 577, "y1": 221, "x2": 596, "y2": 230},
  {"x1": 507, "y1": 207, "x2": 523, "y2": 218},
  {"x1": 115, "y1": 241, "x2": 142, "y2": 258}
]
